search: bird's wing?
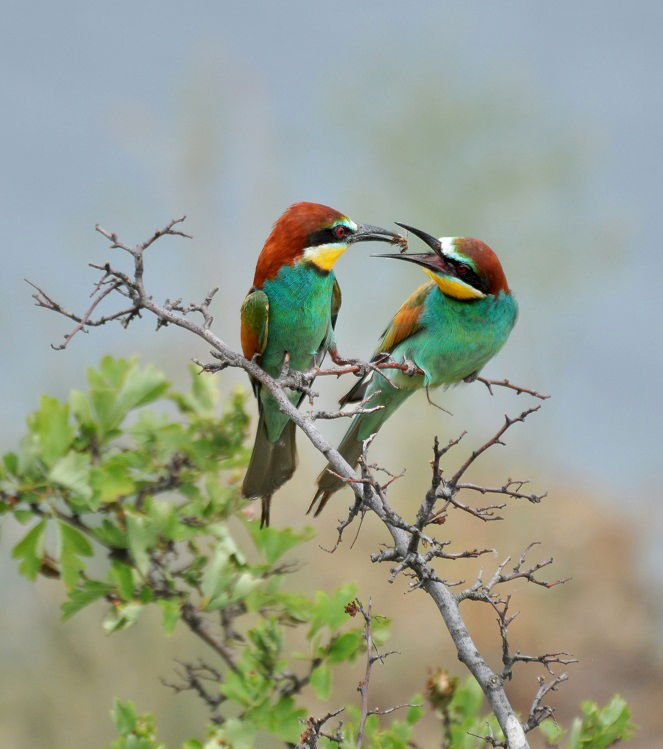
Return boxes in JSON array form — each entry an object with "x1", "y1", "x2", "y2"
[
  {"x1": 240, "y1": 288, "x2": 269, "y2": 362},
  {"x1": 315, "y1": 276, "x2": 343, "y2": 366},
  {"x1": 376, "y1": 282, "x2": 429, "y2": 355},
  {"x1": 330, "y1": 277, "x2": 342, "y2": 331},
  {"x1": 340, "y1": 282, "x2": 429, "y2": 405}
]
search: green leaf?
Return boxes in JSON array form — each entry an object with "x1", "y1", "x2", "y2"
[
  {"x1": 58, "y1": 522, "x2": 93, "y2": 556},
  {"x1": 245, "y1": 523, "x2": 314, "y2": 566},
  {"x1": 309, "y1": 665, "x2": 332, "y2": 699},
  {"x1": 139, "y1": 586, "x2": 154, "y2": 604},
  {"x1": 69, "y1": 389, "x2": 93, "y2": 429},
  {"x1": 308, "y1": 583, "x2": 358, "y2": 637},
  {"x1": 570, "y1": 696, "x2": 635, "y2": 749},
  {"x1": 539, "y1": 717, "x2": 566, "y2": 744},
  {"x1": 103, "y1": 602, "x2": 143, "y2": 633},
  {"x1": 88, "y1": 357, "x2": 169, "y2": 435},
  {"x1": 221, "y1": 718, "x2": 257, "y2": 749},
  {"x1": 112, "y1": 699, "x2": 137, "y2": 736},
  {"x1": 48, "y1": 451, "x2": 92, "y2": 503},
  {"x1": 12, "y1": 519, "x2": 47, "y2": 580},
  {"x1": 58, "y1": 521, "x2": 94, "y2": 590},
  {"x1": 17, "y1": 432, "x2": 43, "y2": 476},
  {"x1": 450, "y1": 676, "x2": 484, "y2": 719},
  {"x1": 158, "y1": 599, "x2": 181, "y2": 636},
  {"x1": 111, "y1": 561, "x2": 135, "y2": 600},
  {"x1": 61, "y1": 579, "x2": 114, "y2": 621},
  {"x1": 406, "y1": 696, "x2": 425, "y2": 726},
  {"x1": 219, "y1": 668, "x2": 255, "y2": 706},
  {"x1": 326, "y1": 630, "x2": 363, "y2": 663},
  {"x1": 12, "y1": 508, "x2": 35, "y2": 524},
  {"x1": 200, "y1": 529, "x2": 247, "y2": 610},
  {"x1": 230, "y1": 571, "x2": 261, "y2": 602},
  {"x1": 171, "y1": 366, "x2": 218, "y2": 418},
  {"x1": 126, "y1": 514, "x2": 155, "y2": 576},
  {"x1": 90, "y1": 455, "x2": 137, "y2": 503},
  {"x1": 93, "y1": 519, "x2": 128, "y2": 548},
  {"x1": 261, "y1": 696, "x2": 306, "y2": 742},
  {"x1": 27, "y1": 396, "x2": 74, "y2": 467},
  {"x1": 3, "y1": 450, "x2": 18, "y2": 476}
]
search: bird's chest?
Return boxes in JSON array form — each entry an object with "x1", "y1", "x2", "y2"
[
  {"x1": 261, "y1": 265, "x2": 335, "y2": 369},
  {"x1": 412, "y1": 292, "x2": 517, "y2": 385}
]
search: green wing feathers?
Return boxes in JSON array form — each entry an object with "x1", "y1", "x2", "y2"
[
  {"x1": 331, "y1": 277, "x2": 342, "y2": 330},
  {"x1": 240, "y1": 289, "x2": 269, "y2": 362}
]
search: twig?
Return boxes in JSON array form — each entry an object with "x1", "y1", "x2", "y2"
[
  {"x1": 408, "y1": 436, "x2": 443, "y2": 556},
  {"x1": 161, "y1": 660, "x2": 225, "y2": 724},
  {"x1": 356, "y1": 598, "x2": 374, "y2": 749},
  {"x1": 311, "y1": 391, "x2": 384, "y2": 421},
  {"x1": 476, "y1": 377, "x2": 550, "y2": 401},
  {"x1": 449, "y1": 407, "x2": 541, "y2": 485},
  {"x1": 180, "y1": 603, "x2": 239, "y2": 672},
  {"x1": 457, "y1": 480, "x2": 547, "y2": 504},
  {"x1": 27, "y1": 278, "x2": 141, "y2": 334},
  {"x1": 297, "y1": 707, "x2": 345, "y2": 748},
  {"x1": 522, "y1": 673, "x2": 569, "y2": 733}
]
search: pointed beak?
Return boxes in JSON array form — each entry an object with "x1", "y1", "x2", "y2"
[
  {"x1": 371, "y1": 251, "x2": 446, "y2": 273},
  {"x1": 349, "y1": 224, "x2": 406, "y2": 246},
  {"x1": 373, "y1": 222, "x2": 446, "y2": 269},
  {"x1": 393, "y1": 222, "x2": 442, "y2": 255}
]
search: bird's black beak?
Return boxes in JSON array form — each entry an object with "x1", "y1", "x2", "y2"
[
  {"x1": 350, "y1": 224, "x2": 407, "y2": 247},
  {"x1": 373, "y1": 222, "x2": 447, "y2": 271},
  {"x1": 371, "y1": 251, "x2": 446, "y2": 273},
  {"x1": 393, "y1": 222, "x2": 442, "y2": 255}
]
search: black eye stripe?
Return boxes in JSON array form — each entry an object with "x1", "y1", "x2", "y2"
[
  {"x1": 307, "y1": 225, "x2": 353, "y2": 247},
  {"x1": 445, "y1": 257, "x2": 487, "y2": 293}
]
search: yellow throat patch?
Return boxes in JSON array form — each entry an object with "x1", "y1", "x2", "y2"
[
  {"x1": 424, "y1": 268, "x2": 485, "y2": 300},
  {"x1": 303, "y1": 243, "x2": 348, "y2": 272}
]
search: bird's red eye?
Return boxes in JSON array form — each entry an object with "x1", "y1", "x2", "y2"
[
  {"x1": 457, "y1": 264, "x2": 468, "y2": 275},
  {"x1": 334, "y1": 226, "x2": 346, "y2": 239}
]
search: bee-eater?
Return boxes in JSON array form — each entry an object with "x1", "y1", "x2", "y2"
[
  {"x1": 310, "y1": 222, "x2": 518, "y2": 515},
  {"x1": 240, "y1": 202, "x2": 401, "y2": 526}
]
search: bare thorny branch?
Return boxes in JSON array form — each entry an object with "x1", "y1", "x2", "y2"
[
  {"x1": 161, "y1": 661, "x2": 225, "y2": 724},
  {"x1": 30, "y1": 218, "x2": 568, "y2": 749}
]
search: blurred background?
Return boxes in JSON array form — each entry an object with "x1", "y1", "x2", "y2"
[{"x1": 2, "y1": 1, "x2": 662, "y2": 747}]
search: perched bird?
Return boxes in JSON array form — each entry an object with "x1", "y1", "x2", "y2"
[
  {"x1": 240, "y1": 202, "x2": 402, "y2": 526},
  {"x1": 310, "y1": 222, "x2": 518, "y2": 515}
]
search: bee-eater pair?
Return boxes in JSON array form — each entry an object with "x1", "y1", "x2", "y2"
[{"x1": 240, "y1": 202, "x2": 518, "y2": 526}]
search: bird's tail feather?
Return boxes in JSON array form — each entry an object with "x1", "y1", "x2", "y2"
[
  {"x1": 242, "y1": 412, "x2": 297, "y2": 527},
  {"x1": 308, "y1": 417, "x2": 368, "y2": 517}
]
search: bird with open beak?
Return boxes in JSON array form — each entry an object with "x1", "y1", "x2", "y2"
[{"x1": 310, "y1": 221, "x2": 518, "y2": 516}]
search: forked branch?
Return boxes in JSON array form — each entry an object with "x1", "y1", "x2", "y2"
[{"x1": 30, "y1": 218, "x2": 560, "y2": 749}]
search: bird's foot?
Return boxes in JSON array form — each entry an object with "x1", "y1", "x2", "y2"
[
  {"x1": 285, "y1": 369, "x2": 315, "y2": 393},
  {"x1": 329, "y1": 348, "x2": 361, "y2": 368},
  {"x1": 401, "y1": 358, "x2": 419, "y2": 377}
]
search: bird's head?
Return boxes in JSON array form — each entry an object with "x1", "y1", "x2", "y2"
[
  {"x1": 375, "y1": 222, "x2": 510, "y2": 300},
  {"x1": 253, "y1": 202, "x2": 402, "y2": 286}
]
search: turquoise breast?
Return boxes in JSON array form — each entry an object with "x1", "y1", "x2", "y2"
[
  {"x1": 410, "y1": 289, "x2": 518, "y2": 386},
  {"x1": 260, "y1": 262, "x2": 336, "y2": 375},
  {"x1": 259, "y1": 262, "x2": 336, "y2": 440}
]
